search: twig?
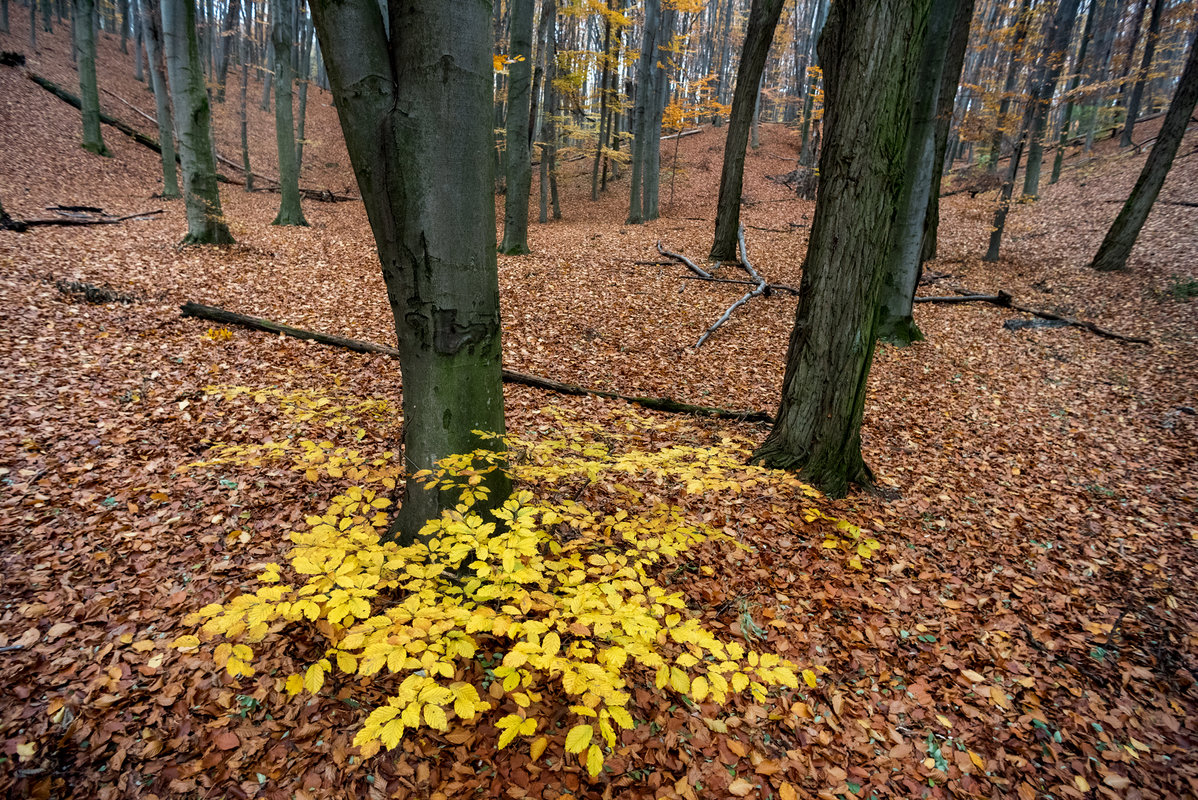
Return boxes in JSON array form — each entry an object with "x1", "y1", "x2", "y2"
[{"x1": 696, "y1": 225, "x2": 768, "y2": 348}]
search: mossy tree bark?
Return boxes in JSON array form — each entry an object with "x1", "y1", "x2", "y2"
[
  {"x1": 500, "y1": 0, "x2": 534, "y2": 254},
  {"x1": 753, "y1": 0, "x2": 931, "y2": 497},
  {"x1": 874, "y1": 0, "x2": 960, "y2": 347},
  {"x1": 161, "y1": 0, "x2": 233, "y2": 244},
  {"x1": 1091, "y1": 33, "x2": 1198, "y2": 272},
  {"x1": 270, "y1": 0, "x2": 307, "y2": 227},
  {"x1": 73, "y1": 0, "x2": 111, "y2": 157},
  {"x1": 138, "y1": 0, "x2": 180, "y2": 198},
  {"x1": 709, "y1": 0, "x2": 786, "y2": 262},
  {"x1": 310, "y1": 0, "x2": 509, "y2": 542}
]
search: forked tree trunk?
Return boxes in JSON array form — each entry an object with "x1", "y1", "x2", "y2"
[
  {"x1": 161, "y1": 0, "x2": 234, "y2": 244},
  {"x1": 875, "y1": 0, "x2": 961, "y2": 347},
  {"x1": 310, "y1": 0, "x2": 509, "y2": 542},
  {"x1": 271, "y1": 0, "x2": 307, "y2": 226},
  {"x1": 710, "y1": 0, "x2": 786, "y2": 261},
  {"x1": 753, "y1": 0, "x2": 932, "y2": 497},
  {"x1": 139, "y1": 0, "x2": 179, "y2": 198},
  {"x1": 74, "y1": 0, "x2": 111, "y2": 156},
  {"x1": 1091, "y1": 33, "x2": 1198, "y2": 271},
  {"x1": 500, "y1": 0, "x2": 534, "y2": 254}
]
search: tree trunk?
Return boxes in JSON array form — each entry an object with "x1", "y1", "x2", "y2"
[
  {"x1": 539, "y1": 0, "x2": 558, "y2": 224},
  {"x1": 271, "y1": 0, "x2": 307, "y2": 226},
  {"x1": 711, "y1": 0, "x2": 735, "y2": 126},
  {"x1": 310, "y1": 0, "x2": 509, "y2": 542},
  {"x1": 241, "y1": 0, "x2": 253, "y2": 191},
  {"x1": 710, "y1": 0, "x2": 786, "y2": 261},
  {"x1": 874, "y1": 0, "x2": 961, "y2": 347},
  {"x1": 119, "y1": 0, "x2": 128, "y2": 52},
  {"x1": 919, "y1": 0, "x2": 974, "y2": 264},
  {"x1": 73, "y1": 0, "x2": 110, "y2": 157},
  {"x1": 627, "y1": 0, "x2": 660, "y2": 224},
  {"x1": 753, "y1": 0, "x2": 931, "y2": 497},
  {"x1": 591, "y1": 0, "x2": 613, "y2": 202},
  {"x1": 986, "y1": 0, "x2": 1032, "y2": 172},
  {"x1": 1082, "y1": 0, "x2": 1118, "y2": 153},
  {"x1": 1091, "y1": 33, "x2": 1198, "y2": 271},
  {"x1": 797, "y1": 0, "x2": 828, "y2": 167},
  {"x1": 259, "y1": 39, "x2": 273, "y2": 109},
  {"x1": 213, "y1": 0, "x2": 240, "y2": 101},
  {"x1": 1119, "y1": 0, "x2": 1164, "y2": 147},
  {"x1": 132, "y1": 1, "x2": 144, "y2": 81},
  {"x1": 1021, "y1": 0, "x2": 1083, "y2": 199},
  {"x1": 641, "y1": 5, "x2": 676, "y2": 221},
  {"x1": 29, "y1": 0, "x2": 36, "y2": 51},
  {"x1": 139, "y1": 0, "x2": 179, "y2": 198},
  {"x1": 1051, "y1": 0, "x2": 1095, "y2": 183},
  {"x1": 500, "y1": 0, "x2": 535, "y2": 254},
  {"x1": 295, "y1": 14, "x2": 312, "y2": 171},
  {"x1": 161, "y1": 0, "x2": 234, "y2": 244}
]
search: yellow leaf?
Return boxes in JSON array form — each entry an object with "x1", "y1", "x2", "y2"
[
  {"x1": 961, "y1": 669, "x2": 986, "y2": 683},
  {"x1": 337, "y1": 652, "x2": 358, "y2": 674},
  {"x1": 1074, "y1": 776, "x2": 1090, "y2": 793},
  {"x1": 566, "y1": 724, "x2": 593, "y2": 754},
  {"x1": 935, "y1": 714, "x2": 952, "y2": 729},
  {"x1": 305, "y1": 663, "x2": 325, "y2": 694},
  {"x1": 609, "y1": 706, "x2": 634, "y2": 729},
  {"x1": 728, "y1": 778, "x2": 754, "y2": 796},
  {"x1": 529, "y1": 736, "x2": 548, "y2": 761},
  {"x1": 172, "y1": 634, "x2": 200, "y2": 651},
  {"x1": 968, "y1": 750, "x2": 985, "y2": 770},
  {"x1": 424, "y1": 704, "x2": 448, "y2": 731},
  {"x1": 285, "y1": 674, "x2": 304, "y2": 695},
  {"x1": 519, "y1": 717, "x2": 537, "y2": 735},
  {"x1": 778, "y1": 782, "x2": 798, "y2": 800},
  {"x1": 669, "y1": 666, "x2": 690, "y2": 694},
  {"x1": 802, "y1": 669, "x2": 817, "y2": 688},
  {"x1": 16, "y1": 742, "x2": 36, "y2": 760},
  {"x1": 542, "y1": 631, "x2": 561, "y2": 657},
  {"x1": 497, "y1": 725, "x2": 521, "y2": 749},
  {"x1": 585, "y1": 744, "x2": 604, "y2": 778},
  {"x1": 989, "y1": 685, "x2": 1011, "y2": 710},
  {"x1": 691, "y1": 676, "x2": 709, "y2": 703}
]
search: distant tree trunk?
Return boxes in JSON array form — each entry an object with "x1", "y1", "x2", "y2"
[
  {"x1": 986, "y1": 0, "x2": 1032, "y2": 172},
  {"x1": 1, "y1": 0, "x2": 8, "y2": 34},
  {"x1": 42, "y1": 0, "x2": 51, "y2": 31},
  {"x1": 642, "y1": 4, "x2": 675, "y2": 220},
  {"x1": 73, "y1": 0, "x2": 111, "y2": 157},
  {"x1": 29, "y1": 0, "x2": 36, "y2": 51},
  {"x1": 874, "y1": 0, "x2": 959, "y2": 347},
  {"x1": 271, "y1": 0, "x2": 307, "y2": 226},
  {"x1": 140, "y1": 0, "x2": 180, "y2": 198},
  {"x1": 119, "y1": 0, "x2": 129, "y2": 52},
  {"x1": 1021, "y1": 0, "x2": 1083, "y2": 199},
  {"x1": 500, "y1": 0, "x2": 534, "y2": 254},
  {"x1": 627, "y1": 0, "x2": 675, "y2": 223},
  {"x1": 213, "y1": 0, "x2": 240, "y2": 101},
  {"x1": 295, "y1": 14, "x2": 312, "y2": 171},
  {"x1": 1082, "y1": 0, "x2": 1118, "y2": 153},
  {"x1": 1091, "y1": 34, "x2": 1198, "y2": 271},
  {"x1": 797, "y1": 0, "x2": 828, "y2": 166},
  {"x1": 1051, "y1": 0, "x2": 1095, "y2": 183},
  {"x1": 920, "y1": 0, "x2": 974, "y2": 264},
  {"x1": 753, "y1": 0, "x2": 932, "y2": 497},
  {"x1": 161, "y1": 0, "x2": 234, "y2": 244},
  {"x1": 240, "y1": 0, "x2": 253, "y2": 191},
  {"x1": 539, "y1": 0, "x2": 558, "y2": 224},
  {"x1": 710, "y1": 0, "x2": 786, "y2": 261},
  {"x1": 711, "y1": 0, "x2": 735, "y2": 126},
  {"x1": 591, "y1": 0, "x2": 613, "y2": 202},
  {"x1": 1119, "y1": 0, "x2": 1164, "y2": 147},
  {"x1": 133, "y1": 2, "x2": 144, "y2": 81},
  {"x1": 259, "y1": 39, "x2": 273, "y2": 110},
  {"x1": 309, "y1": 0, "x2": 510, "y2": 541}
]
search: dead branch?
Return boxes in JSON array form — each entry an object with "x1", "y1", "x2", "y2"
[
  {"x1": 660, "y1": 128, "x2": 701, "y2": 141},
  {"x1": 180, "y1": 302, "x2": 774, "y2": 424},
  {"x1": 12, "y1": 208, "x2": 163, "y2": 229},
  {"x1": 914, "y1": 292, "x2": 1012, "y2": 305},
  {"x1": 656, "y1": 241, "x2": 712, "y2": 278},
  {"x1": 696, "y1": 225, "x2": 768, "y2": 348},
  {"x1": 679, "y1": 275, "x2": 799, "y2": 295}
]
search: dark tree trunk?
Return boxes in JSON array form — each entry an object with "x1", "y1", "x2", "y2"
[
  {"x1": 627, "y1": 0, "x2": 675, "y2": 223},
  {"x1": 797, "y1": 0, "x2": 828, "y2": 166},
  {"x1": 753, "y1": 0, "x2": 932, "y2": 497},
  {"x1": 213, "y1": 0, "x2": 240, "y2": 101},
  {"x1": 295, "y1": 13, "x2": 312, "y2": 171},
  {"x1": 1052, "y1": 0, "x2": 1095, "y2": 183},
  {"x1": 709, "y1": 0, "x2": 786, "y2": 261},
  {"x1": 1091, "y1": 33, "x2": 1198, "y2": 271},
  {"x1": 240, "y1": 0, "x2": 253, "y2": 191},
  {"x1": 1022, "y1": 0, "x2": 1083, "y2": 199},
  {"x1": 309, "y1": 0, "x2": 510, "y2": 541},
  {"x1": 73, "y1": 0, "x2": 111, "y2": 156},
  {"x1": 986, "y1": 0, "x2": 1032, "y2": 172},
  {"x1": 1119, "y1": 0, "x2": 1164, "y2": 147},
  {"x1": 500, "y1": 0, "x2": 535, "y2": 254},
  {"x1": 270, "y1": 0, "x2": 307, "y2": 226}
]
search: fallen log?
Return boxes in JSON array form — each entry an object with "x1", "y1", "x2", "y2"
[
  {"x1": 180, "y1": 302, "x2": 774, "y2": 424},
  {"x1": 656, "y1": 241, "x2": 712, "y2": 278},
  {"x1": 696, "y1": 225, "x2": 768, "y2": 348},
  {"x1": 9, "y1": 208, "x2": 163, "y2": 230},
  {"x1": 914, "y1": 287, "x2": 1150, "y2": 345},
  {"x1": 661, "y1": 128, "x2": 701, "y2": 141},
  {"x1": 679, "y1": 274, "x2": 799, "y2": 295}
]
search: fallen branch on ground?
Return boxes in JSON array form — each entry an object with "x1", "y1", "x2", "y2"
[
  {"x1": 656, "y1": 241, "x2": 712, "y2": 278},
  {"x1": 660, "y1": 128, "x2": 701, "y2": 141},
  {"x1": 179, "y1": 302, "x2": 774, "y2": 424},
  {"x1": 679, "y1": 275, "x2": 799, "y2": 295},
  {"x1": 7, "y1": 208, "x2": 163, "y2": 230},
  {"x1": 696, "y1": 225, "x2": 768, "y2": 348},
  {"x1": 914, "y1": 287, "x2": 1150, "y2": 345}
]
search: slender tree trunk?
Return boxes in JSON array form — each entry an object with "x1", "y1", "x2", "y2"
[
  {"x1": 641, "y1": 4, "x2": 675, "y2": 221},
  {"x1": 500, "y1": 0, "x2": 535, "y2": 254},
  {"x1": 1082, "y1": 0, "x2": 1118, "y2": 152},
  {"x1": 1119, "y1": 0, "x2": 1164, "y2": 147},
  {"x1": 133, "y1": 2, "x2": 144, "y2": 81},
  {"x1": 271, "y1": 0, "x2": 307, "y2": 226},
  {"x1": 119, "y1": 0, "x2": 129, "y2": 51},
  {"x1": 161, "y1": 0, "x2": 234, "y2": 244},
  {"x1": 711, "y1": 0, "x2": 735, "y2": 126},
  {"x1": 1, "y1": 0, "x2": 8, "y2": 34},
  {"x1": 1022, "y1": 0, "x2": 1083, "y2": 199},
  {"x1": 259, "y1": 39, "x2": 273, "y2": 109},
  {"x1": 213, "y1": 0, "x2": 240, "y2": 101},
  {"x1": 139, "y1": 0, "x2": 180, "y2": 197},
  {"x1": 539, "y1": 0, "x2": 557, "y2": 224},
  {"x1": 1092, "y1": 33, "x2": 1198, "y2": 271},
  {"x1": 295, "y1": 13, "x2": 312, "y2": 170},
  {"x1": 73, "y1": 0, "x2": 111, "y2": 157},
  {"x1": 309, "y1": 0, "x2": 510, "y2": 541},
  {"x1": 627, "y1": 0, "x2": 660, "y2": 224},
  {"x1": 710, "y1": 0, "x2": 786, "y2": 260},
  {"x1": 750, "y1": 73, "x2": 763, "y2": 149},
  {"x1": 797, "y1": 0, "x2": 828, "y2": 166},
  {"x1": 591, "y1": 0, "x2": 613, "y2": 202},
  {"x1": 920, "y1": 0, "x2": 975, "y2": 264},
  {"x1": 29, "y1": 0, "x2": 36, "y2": 51},
  {"x1": 241, "y1": 0, "x2": 253, "y2": 191},
  {"x1": 874, "y1": 0, "x2": 960, "y2": 346},
  {"x1": 754, "y1": 0, "x2": 933, "y2": 497},
  {"x1": 1052, "y1": 0, "x2": 1095, "y2": 183},
  {"x1": 986, "y1": 0, "x2": 1032, "y2": 172}
]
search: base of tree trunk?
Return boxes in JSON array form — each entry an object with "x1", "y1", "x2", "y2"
[
  {"x1": 181, "y1": 229, "x2": 235, "y2": 246},
  {"x1": 875, "y1": 315, "x2": 925, "y2": 347},
  {"x1": 751, "y1": 439, "x2": 874, "y2": 499},
  {"x1": 272, "y1": 210, "x2": 309, "y2": 227}
]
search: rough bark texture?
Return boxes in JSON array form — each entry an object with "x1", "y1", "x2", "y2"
[
  {"x1": 500, "y1": 0, "x2": 534, "y2": 254},
  {"x1": 161, "y1": 0, "x2": 233, "y2": 244},
  {"x1": 310, "y1": 0, "x2": 509, "y2": 542},
  {"x1": 1091, "y1": 34, "x2": 1198, "y2": 272},
  {"x1": 1119, "y1": 0, "x2": 1164, "y2": 148},
  {"x1": 73, "y1": 0, "x2": 110, "y2": 156},
  {"x1": 919, "y1": 0, "x2": 974, "y2": 264},
  {"x1": 753, "y1": 0, "x2": 930, "y2": 497},
  {"x1": 271, "y1": 0, "x2": 307, "y2": 226},
  {"x1": 1022, "y1": 0, "x2": 1083, "y2": 199},
  {"x1": 709, "y1": 0, "x2": 785, "y2": 262}
]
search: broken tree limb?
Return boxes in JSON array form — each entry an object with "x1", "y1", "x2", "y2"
[
  {"x1": 656, "y1": 241, "x2": 712, "y2": 278},
  {"x1": 914, "y1": 287, "x2": 1150, "y2": 345},
  {"x1": 179, "y1": 302, "x2": 774, "y2": 424},
  {"x1": 660, "y1": 128, "x2": 701, "y2": 141},
  {"x1": 679, "y1": 274, "x2": 799, "y2": 295},
  {"x1": 11, "y1": 208, "x2": 163, "y2": 229},
  {"x1": 696, "y1": 225, "x2": 768, "y2": 348}
]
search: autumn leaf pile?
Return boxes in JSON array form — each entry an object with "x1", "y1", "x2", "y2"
[{"x1": 2, "y1": 16, "x2": 1197, "y2": 800}]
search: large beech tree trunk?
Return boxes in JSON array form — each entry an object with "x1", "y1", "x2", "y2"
[
  {"x1": 73, "y1": 0, "x2": 110, "y2": 156},
  {"x1": 161, "y1": 0, "x2": 234, "y2": 244},
  {"x1": 271, "y1": 0, "x2": 307, "y2": 226},
  {"x1": 709, "y1": 0, "x2": 786, "y2": 262},
  {"x1": 500, "y1": 0, "x2": 534, "y2": 254},
  {"x1": 310, "y1": 0, "x2": 509, "y2": 542},
  {"x1": 1091, "y1": 33, "x2": 1198, "y2": 272},
  {"x1": 139, "y1": 0, "x2": 180, "y2": 198},
  {"x1": 753, "y1": 0, "x2": 931, "y2": 497}
]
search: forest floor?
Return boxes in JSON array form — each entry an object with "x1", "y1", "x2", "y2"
[{"x1": 1, "y1": 17, "x2": 1197, "y2": 800}]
